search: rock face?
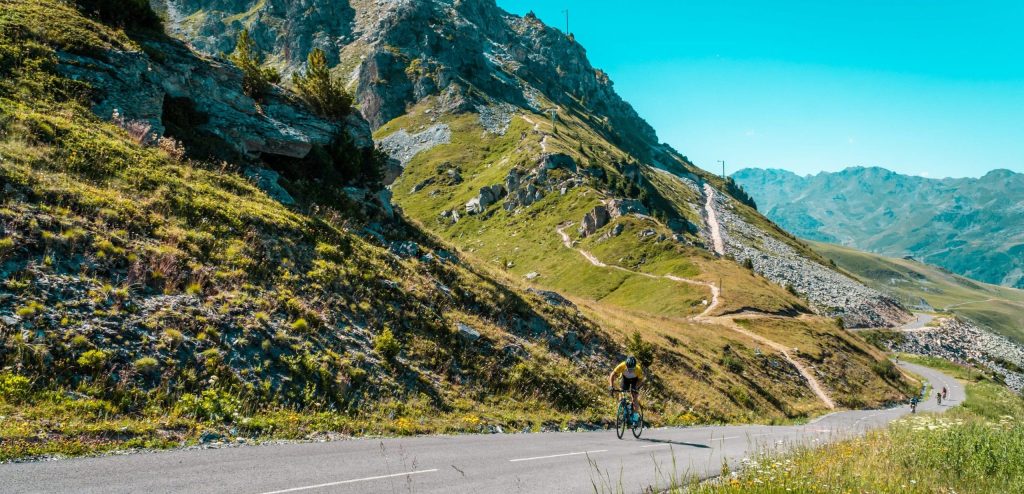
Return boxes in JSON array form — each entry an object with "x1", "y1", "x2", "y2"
[
  {"x1": 887, "y1": 318, "x2": 1024, "y2": 392},
  {"x1": 376, "y1": 123, "x2": 452, "y2": 167},
  {"x1": 56, "y1": 37, "x2": 354, "y2": 161},
  {"x1": 153, "y1": 0, "x2": 673, "y2": 165},
  {"x1": 579, "y1": 205, "x2": 610, "y2": 237}
]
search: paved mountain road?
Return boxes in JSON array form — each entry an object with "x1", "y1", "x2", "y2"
[{"x1": 0, "y1": 363, "x2": 960, "y2": 494}]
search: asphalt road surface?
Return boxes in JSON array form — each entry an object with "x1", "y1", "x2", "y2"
[{"x1": 1, "y1": 363, "x2": 961, "y2": 494}]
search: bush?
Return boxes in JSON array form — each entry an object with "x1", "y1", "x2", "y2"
[
  {"x1": 373, "y1": 328, "x2": 400, "y2": 360},
  {"x1": 77, "y1": 349, "x2": 109, "y2": 369},
  {"x1": 229, "y1": 29, "x2": 280, "y2": 100},
  {"x1": 871, "y1": 359, "x2": 901, "y2": 381},
  {"x1": 290, "y1": 318, "x2": 309, "y2": 332},
  {"x1": 293, "y1": 48, "x2": 352, "y2": 118},
  {"x1": 721, "y1": 354, "x2": 744, "y2": 373},
  {"x1": 0, "y1": 373, "x2": 32, "y2": 403},
  {"x1": 175, "y1": 389, "x2": 241, "y2": 422},
  {"x1": 133, "y1": 357, "x2": 160, "y2": 375},
  {"x1": 625, "y1": 330, "x2": 654, "y2": 368}
]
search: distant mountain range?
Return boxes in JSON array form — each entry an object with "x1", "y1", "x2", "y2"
[{"x1": 732, "y1": 167, "x2": 1024, "y2": 289}]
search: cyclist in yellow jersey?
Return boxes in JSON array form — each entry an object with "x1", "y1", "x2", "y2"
[{"x1": 609, "y1": 356, "x2": 644, "y2": 412}]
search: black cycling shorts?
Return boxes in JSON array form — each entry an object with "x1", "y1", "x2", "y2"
[{"x1": 621, "y1": 376, "x2": 639, "y2": 392}]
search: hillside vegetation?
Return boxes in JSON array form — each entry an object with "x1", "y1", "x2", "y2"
[
  {"x1": 813, "y1": 241, "x2": 1024, "y2": 343},
  {"x1": 684, "y1": 357, "x2": 1024, "y2": 494}
]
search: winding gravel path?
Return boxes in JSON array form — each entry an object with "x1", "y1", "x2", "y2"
[{"x1": 555, "y1": 223, "x2": 835, "y2": 409}]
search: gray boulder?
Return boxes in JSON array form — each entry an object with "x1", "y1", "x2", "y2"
[
  {"x1": 606, "y1": 198, "x2": 649, "y2": 218},
  {"x1": 465, "y1": 184, "x2": 506, "y2": 214},
  {"x1": 243, "y1": 167, "x2": 295, "y2": 206},
  {"x1": 579, "y1": 205, "x2": 610, "y2": 237},
  {"x1": 457, "y1": 322, "x2": 481, "y2": 342}
]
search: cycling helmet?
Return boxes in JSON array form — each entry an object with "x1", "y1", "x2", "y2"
[{"x1": 625, "y1": 356, "x2": 637, "y2": 368}]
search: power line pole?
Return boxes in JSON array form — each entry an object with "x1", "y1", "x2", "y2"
[
  {"x1": 718, "y1": 160, "x2": 726, "y2": 180},
  {"x1": 563, "y1": 9, "x2": 569, "y2": 35}
]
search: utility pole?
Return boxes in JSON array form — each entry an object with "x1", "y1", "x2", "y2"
[
  {"x1": 546, "y1": 108, "x2": 558, "y2": 134},
  {"x1": 563, "y1": 9, "x2": 569, "y2": 35},
  {"x1": 718, "y1": 160, "x2": 726, "y2": 181}
]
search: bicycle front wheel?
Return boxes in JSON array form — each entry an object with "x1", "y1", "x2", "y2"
[{"x1": 615, "y1": 401, "x2": 627, "y2": 439}]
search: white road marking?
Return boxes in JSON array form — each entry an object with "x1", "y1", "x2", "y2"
[
  {"x1": 257, "y1": 469, "x2": 439, "y2": 494},
  {"x1": 508, "y1": 450, "x2": 607, "y2": 462},
  {"x1": 713, "y1": 436, "x2": 741, "y2": 441},
  {"x1": 640, "y1": 443, "x2": 673, "y2": 448}
]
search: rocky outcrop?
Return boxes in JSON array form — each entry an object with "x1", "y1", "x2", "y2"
[
  {"x1": 541, "y1": 153, "x2": 577, "y2": 172},
  {"x1": 606, "y1": 198, "x2": 649, "y2": 218},
  {"x1": 56, "y1": 37, "x2": 350, "y2": 161},
  {"x1": 465, "y1": 184, "x2": 506, "y2": 215},
  {"x1": 154, "y1": 0, "x2": 667, "y2": 164},
  {"x1": 579, "y1": 205, "x2": 610, "y2": 237},
  {"x1": 887, "y1": 318, "x2": 1024, "y2": 392}
]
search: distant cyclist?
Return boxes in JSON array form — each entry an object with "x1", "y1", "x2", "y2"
[
  {"x1": 937, "y1": 391, "x2": 942, "y2": 406},
  {"x1": 609, "y1": 356, "x2": 644, "y2": 417},
  {"x1": 910, "y1": 395, "x2": 919, "y2": 413},
  {"x1": 942, "y1": 386, "x2": 948, "y2": 401}
]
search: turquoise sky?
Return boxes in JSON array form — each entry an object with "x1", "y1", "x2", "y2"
[{"x1": 497, "y1": 1, "x2": 1024, "y2": 178}]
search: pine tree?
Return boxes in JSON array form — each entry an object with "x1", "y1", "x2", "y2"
[
  {"x1": 293, "y1": 48, "x2": 352, "y2": 118},
  {"x1": 230, "y1": 29, "x2": 279, "y2": 99}
]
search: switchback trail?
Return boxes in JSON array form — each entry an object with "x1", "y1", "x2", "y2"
[
  {"x1": 0, "y1": 363, "x2": 958, "y2": 494},
  {"x1": 556, "y1": 223, "x2": 836, "y2": 409}
]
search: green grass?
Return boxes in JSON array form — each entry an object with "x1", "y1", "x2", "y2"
[
  {"x1": 663, "y1": 362, "x2": 1024, "y2": 494},
  {"x1": 813, "y1": 241, "x2": 1024, "y2": 342}
]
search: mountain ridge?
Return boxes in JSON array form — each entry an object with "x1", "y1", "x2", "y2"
[{"x1": 733, "y1": 165, "x2": 1024, "y2": 289}]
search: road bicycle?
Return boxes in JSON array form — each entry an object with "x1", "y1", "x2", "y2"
[{"x1": 611, "y1": 388, "x2": 644, "y2": 439}]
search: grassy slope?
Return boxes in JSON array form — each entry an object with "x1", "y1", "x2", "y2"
[
  {"x1": 684, "y1": 358, "x2": 1024, "y2": 494},
  {"x1": 384, "y1": 92, "x2": 912, "y2": 422},
  {"x1": 0, "y1": 0, "x2": 611, "y2": 460},
  {"x1": 813, "y1": 241, "x2": 1024, "y2": 343}
]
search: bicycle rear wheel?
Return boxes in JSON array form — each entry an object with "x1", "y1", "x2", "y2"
[
  {"x1": 631, "y1": 408, "x2": 644, "y2": 438},
  {"x1": 615, "y1": 400, "x2": 627, "y2": 439}
]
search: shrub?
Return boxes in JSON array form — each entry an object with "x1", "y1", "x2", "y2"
[
  {"x1": 0, "y1": 373, "x2": 32, "y2": 403},
  {"x1": 175, "y1": 389, "x2": 241, "y2": 422},
  {"x1": 15, "y1": 301, "x2": 44, "y2": 318},
  {"x1": 293, "y1": 48, "x2": 352, "y2": 118},
  {"x1": 373, "y1": 327, "x2": 400, "y2": 360},
  {"x1": 625, "y1": 330, "x2": 654, "y2": 367},
  {"x1": 721, "y1": 354, "x2": 744, "y2": 373},
  {"x1": 229, "y1": 29, "x2": 280, "y2": 100},
  {"x1": 0, "y1": 237, "x2": 14, "y2": 253},
  {"x1": 133, "y1": 357, "x2": 159, "y2": 374},
  {"x1": 871, "y1": 359, "x2": 901, "y2": 381},
  {"x1": 162, "y1": 328, "x2": 184, "y2": 345},
  {"x1": 77, "y1": 349, "x2": 109, "y2": 369},
  {"x1": 290, "y1": 318, "x2": 310, "y2": 332}
]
